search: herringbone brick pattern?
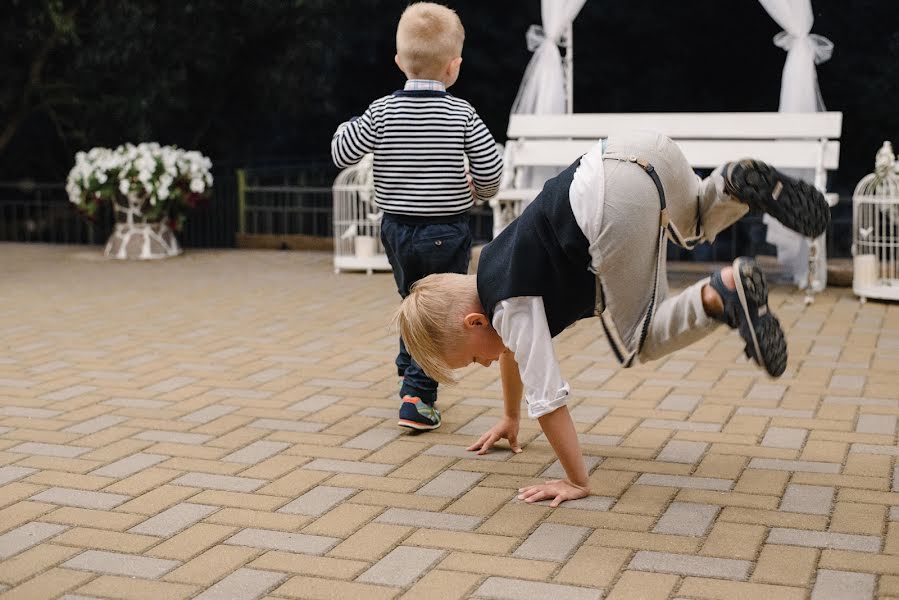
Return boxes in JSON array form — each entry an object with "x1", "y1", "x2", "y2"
[{"x1": 1, "y1": 243, "x2": 897, "y2": 599}]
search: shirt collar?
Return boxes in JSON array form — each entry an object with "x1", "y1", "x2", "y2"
[{"x1": 404, "y1": 79, "x2": 446, "y2": 92}]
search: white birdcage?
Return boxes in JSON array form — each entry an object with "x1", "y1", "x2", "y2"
[
  {"x1": 332, "y1": 154, "x2": 391, "y2": 274},
  {"x1": 852, "y1": 141, "x2": 899, "y2": 302}
]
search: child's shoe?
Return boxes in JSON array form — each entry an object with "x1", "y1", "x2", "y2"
[
  {"x1": 398, "y1": 396, "x2": 441, "y2": 430},
  {"x1": 723, "y1": 159, "x2": 829, "y2": 237},
  {"x1": 710, "y1": 257, "x2": 788, "y2": 377}
]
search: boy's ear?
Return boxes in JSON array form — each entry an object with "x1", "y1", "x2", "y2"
[
  {"x1": 394, "y1": 54, "x2": 403, "y2": 72},
  {"x1": 462, "y1": 312, "x2": 488, "y2": 329}
]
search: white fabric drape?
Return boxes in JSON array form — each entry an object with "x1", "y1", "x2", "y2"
[
  {"x1": 758, "y1": 0, "x2": 833, "y2": 290},
  {"x1": 510, "y1": 0, "x2": 587, "y2": 189}
]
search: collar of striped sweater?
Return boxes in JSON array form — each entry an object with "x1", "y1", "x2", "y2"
[{"x1": 404, "y1": 79, "x2": 446, "y2": 92}]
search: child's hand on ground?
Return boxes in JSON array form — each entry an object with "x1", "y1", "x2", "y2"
[
  {"x1": 517, "y1": 479, "x2": 589, "y2": 508},
  {"x1": 467, "y1": 416, "x2": 522, "y2": 455}
]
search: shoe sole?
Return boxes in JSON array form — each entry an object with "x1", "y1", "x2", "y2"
[
  {"x1": 726, "y1": 159, "x2": 829, "y2": 238},
  {"x1": 732, "y1": 258, "x2": 788, "y2": 377},
  {"x1": 397, "y1": 418, "x2": 440, "y2": 431}
]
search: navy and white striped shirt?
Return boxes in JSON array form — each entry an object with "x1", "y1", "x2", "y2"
[{"x1": 331, "y1": 80, "x2": 503, "y2": 217}]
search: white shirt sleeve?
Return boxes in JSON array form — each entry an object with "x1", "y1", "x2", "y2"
[{"x1": 492, "y1": 297, "x2": 570, "y2": 419}]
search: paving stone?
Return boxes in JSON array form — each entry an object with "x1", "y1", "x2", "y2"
[
  {"x1": 191, "y1": 568, "x2": 286, "y2": 600},
  {"x1": 473, "y1": 577, "x2": 603, "y2": 600},
  {"x1": 302, "y1": 459, "x2": 394, "y2": 475},
  {"x1": 810, "y1": 569, "x2": 876, "y2": 600},
  {"x1": 825, "y1": 396, "x2": 899, "y2": 408},
  {"x1": 134, "y1": 431, "x2": 212, "y2": 445},
  {"x1": 90, "y1": 453, "x2": 168, "y2": 477},
  {"x1": 779, "y1": 484, "x2": 835, "y2": 514},
  {"x1": 278, "y1": 486, "x2": 357, "y2": 516},
  {"x1": 0, "y1": 523, "x2": 68, "y2": 559},
  {"x1": 63, "y1": 416, "x2": 128, "y2": 434},
  {"x1": 179, "y1": 405, "x2": 239, "y2": 423},
  {"x1": 513, "y1": 524, "x2": 591, "y2": 561},
  {"x1": 767, "y1": 528, "x2": 881, "y2": 552},
  {"x1": 376, "y1": 508, "x2": 482, "y2": 531},
  {"x1": 248, "y1": 418, "x2": 327, "y2": 433},
  {"x1": 62, "y1": 550, "x2": 180, "y2": 578},
  {"x1": 851, "y1": 443, "x2": 899, "y2": 456},
  {"x1": 653, "y1": 502, "x2": 719, "y2": 536},
  {"x1": 424, "y1": 444, "x2": 512, "y2": 461},
  {"x1": 636, "y1": 473, "x2": 732, "y2": 491},
  {"x1": 288, "y1": 394, "x2": 342, "y2": 412},
  {"x1": 535, "y1": 495, "x2": 615, "y2": 511},
  {"x1": 640, "y1": 419, "x2": 721, "y2": 432},
  {"x1": 569, "y1": 405, "x2": 609, "y2": 423},
  {"x1": 658, "y1": 394, "x2": 701, "y2": 412},
  {"x1": 144, "y1": 376, "x2": 196, "y2": 394},
  {"x1": 225, "y1": 528, "x2": 339, "y2": 555},
  {"x1": 40, "y1": 385, "x2": 97, "y2": 401},
  {"x1": 171, "y1": 473, "x2": 266, "y2": 492},
  {"x1": 223, "y1": 441, "x2": 290, "y2": 465},
  {"x1": 761, "y1": 427, "x2": 808, "y2": 450},
  {"x1": 31, "y1": 488, "x2": 130, "y2": 509},
  {"x1": 856, "y1": 414, "x2": 897, "y2": 435},
  {"x1": 0, "y1": 406, "x2": 61, "y2": 418},
  {"x1": 628, "y1": 550, "x2": 751, "y2": 580},
  {"x1": 103, "y1": 398, "x2": 172, "y2": 409},
  {"x1": 656, "y1": 440, "x2": 708, "y2": 464},
  {"x1": 890, "y1": 506, "x2": 899, "y2": 521},
  {"x1": 356, "y1": 545, "x2": 445, "y2": 586},
  {"x1": 342, "y1": 428, "x2": 402, "y2": 450},
  {"x1": 542, "y1": 456, "x2": 602, "y2": 479},
  {"x1": 8, "y1": 443, "x2": 90, "y2": 458},
  {"x1": 456, "y1": 416, "x2": 499, "y2": 436},
  {"x1": 0, "y1": 466, "x2": 38, "y2": 486},
  {"x1": 416, "y1": 471, "x2": 485, "y2": 498},
  {"x1": 748, "y1": 458, "x2": 841, "y2": 474},
  {"x1": 357, "y1": 407, "x2": 398, "y2": 419},
  {"x1": 735, "y1": 407, "x2": 815, "y2": 418},
  {"x1": 129, "y1": 503, "x2": 219, "y2": 536}
]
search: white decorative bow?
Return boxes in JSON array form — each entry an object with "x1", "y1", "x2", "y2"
[
  {"x1": 773, "y1": 31, "x2": 834, "y2": 64},
  {"x1": 525, "y1": 24, "x2": 549, "y2": 52}
]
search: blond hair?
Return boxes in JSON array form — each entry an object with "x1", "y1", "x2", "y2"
[
  {"x1": 393, "y1": 273, "x2": 474, "y2": 385},
  {"x1": 396, "y1": 2, "x2": 464, "y2": 79}
]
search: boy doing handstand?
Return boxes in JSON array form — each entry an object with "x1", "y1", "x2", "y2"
[{"x1": 396, "y1": 131, "x2": 829, "y2": 506}]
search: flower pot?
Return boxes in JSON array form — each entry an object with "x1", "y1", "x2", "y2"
[{"x1": 104, "y1": 192, "x2": 181, "y2": 260}]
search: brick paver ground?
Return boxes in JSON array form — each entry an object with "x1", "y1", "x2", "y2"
[{"x1": 1, "y1": 242, "x2": 897, "y2": 600}]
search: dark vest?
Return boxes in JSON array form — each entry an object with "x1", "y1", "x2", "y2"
[{"x1": 477, "y1": 158, "x2": 596, "y2": 337}]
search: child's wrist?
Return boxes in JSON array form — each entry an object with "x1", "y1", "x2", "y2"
[{"x1": 565, "y1": 478, "x2": 590, "y2": 492}]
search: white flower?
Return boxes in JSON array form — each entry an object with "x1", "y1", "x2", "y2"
[
  {"x1": 189, "y1": 178, "x2": 204, "y2": 193},
  {"x1": 118, "y1": 179, "x2": 130, "y2": 195}
]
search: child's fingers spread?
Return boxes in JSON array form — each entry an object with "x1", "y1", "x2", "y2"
[
  {"x1": 476, "y1": 433, "x2": 499, "y2": 455},
  {"x1": 549, "y1": 494, "x2": 564, "y2": 508},
  {"x1": 466, "y1": 432, "x2": 490, "y2": 451}
]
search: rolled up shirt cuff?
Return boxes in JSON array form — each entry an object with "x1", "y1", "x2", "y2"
[{"x1": 527, "y1": 387, "x2": 570, "y2": 419}]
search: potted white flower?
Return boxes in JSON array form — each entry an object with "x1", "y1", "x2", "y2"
[{"x1": 66, "y1": 143, "x2": 213, "y2": 259}]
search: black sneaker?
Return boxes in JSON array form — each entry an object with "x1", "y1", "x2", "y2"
[
  {"x1": 710, "y1": 257, "x2": 787, "y2": 377},
  {"x1": 723, "y1": 159, "x2": 829, "y2": 238},
  {"x1": 397, "y1": 396, "x2": 441, "y2": 431}
]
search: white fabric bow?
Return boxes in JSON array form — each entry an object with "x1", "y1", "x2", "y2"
[{"x1": 773, "y1": 31, "x2": 834, "y2": 64}]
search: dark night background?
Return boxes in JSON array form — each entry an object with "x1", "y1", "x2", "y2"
[{"x1": 2, "y1": 0, "x2": 898, "y2": 205}]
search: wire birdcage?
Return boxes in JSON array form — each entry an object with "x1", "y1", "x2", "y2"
[
  {"x1": 852, "y1": 141, "x2": 899, "y2": 301},
  {"x1": 332, "y1": 154, "x2": 391, "y2": 274}
]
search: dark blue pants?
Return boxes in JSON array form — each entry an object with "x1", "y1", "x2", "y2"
[{"x1": 380, "y1": 213, "x2": 472, "y2": 405}]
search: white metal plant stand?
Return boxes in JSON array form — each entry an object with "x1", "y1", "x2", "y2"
[
  {"x1": 332, "y1": 154, "x2": 390, "y2": 275},
  {"x1": 852, "y1": 142, "x2": 899, "y2": 302}
]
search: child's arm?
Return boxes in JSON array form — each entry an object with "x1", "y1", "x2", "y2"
[
  {"x1": 464, "y1": 111, "x2": 503, "y2": 201},
  {"x1": 467, "y1": 349, "x2": 523, "y2": 455},
  {"x1": 517, "y1": 406, "x2": 590, "y2": 507},
  {"x1": 331, "y1": 107, "x2": 377, "y2": 169}
]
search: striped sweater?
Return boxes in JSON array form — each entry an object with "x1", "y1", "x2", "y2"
[{"x1": 331, "y1": 82, "x2": 503, "y2": 217}]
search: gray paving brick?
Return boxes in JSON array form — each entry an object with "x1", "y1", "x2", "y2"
[
  {"x1": 534, "y1": 433, "x2": 622, "y2": 446},
  {"x1": 569, "y1": 405, "x2": 609, "y2": 423},
  {"x1": 63, "y1": 415, "x2": 128, "y2": 434},
  {"x1": 657, "y1": 440, "x2": 708, "y2": 464},
  {"x1": 225, "y1": 528, "x2": 338, "y2": 555},
  {"x1": 179, "y1": 404, "x2": 239, "y2": 423},
  {"x1": 246, "y1": 368, "x2": 290, "y2": 383},
  {"x1": 424, "y1": 444, "x2": 513, "y2": 461},
  {"x1": 824, "y1": 396, "x2": 899, "y2": 408},
  {"x1": 528, "y1": 495, "x2": 616, "y2": 511},
  {"x1": 0, "y1": 523, "x2": 68, "y2": 559},
  {"x1": 31, "y1": 487, "x2": 131, "y2": 509},
  {"x1": 357, "y1": 545, "x2": 445, "y2": 586},
  {"x1": 416, "y1": 470, "x2": 484, "y2": 498},
  {"x1": 780, "y1": 484, "x2": 835, "y2": 514},
  {"x1": 209, "y1": 388, "x2": 272, "y2": 399},
  {"x1": 278, "y1": 486, "x2": 357, "y2": 516},
  {"x1": 748, "y1": 458, "x2": 841, "y2": 473},
  {"x1": 342, "y1": 428, "x2": 402, "y2": 450},
  {"x1": 171, "y1": 472, "x2": 266, "y2": 492},
  {"x1": 658, "y1": 394, "x2": 701, "y2": 412},
  {"x1": 91, "y1": 453, "x2": 169, "y2": 478},
  {"x1": 129, "y1": 503, "x2": 219, "y2": 536},
  {"x1": 461, "y1": 397, "x2": 503, "y2": 408},
  {"x1": 248, "y1": 418, "x2": 327, "y2": 433},
  {"x1": 636, "y1": 473, "x2": 732, "y2": 491},
  {"x1": 644, "y1": 379, "x2": 712, "y2": 389},
  {"x1": 653, "y1": 502, "x2": 719, "y2": 536},
  {"x1": 103, "y1": 398, "x2": 172, "y2": 409},
  {"x1": 761, "y1": 427, "x2": 808, "y2": 449},
  {"x1": 306, "y1": 378, "x2": 369, "y2": 389},
  {"x1": 514, "y1": 523, "x2": 590, "y2": 561},
  {"x1": 0, "y1": 406, "x2": 61, "y2": 418},
  {"x1": 747, "y1": 383, "x2": 786, "y2": 400},
  {"x1": 0, "y1": 378, "x2": 36, "y2": 388},
  {"x1": 0, "y1": 465, "x2": 37, "y2": 485},
  {"x1": 893, "y1": 467, "x2": 898, "y2": 493},
  {"x1": 856, "y1": 414, "x2": 897, "y2": 435},
  {"x1": 192, "y1": 568, "x2": 286, "y2": 600},
  {"x1": 134, "y1": 431, "x2": 212, "y2": 445},
  {"x1": 288, "y1": 394, "x2": 342, "y2": 412},
  {"x1": 542, "y1": 456, "x2": 603, "y2": 479},
  {"x1": 850, "y1": 443, "x2": 899, "y2": 456},
  {"x1": 40, "y1": 385, "x2": 97, "y2": 401},
  {"x1": 628, "y1": 550, "x2": 750, "y2": 580},
  {"x1": 358, "y1": 407, "x2": 400, "y2": 419},
  {"x1": 829, "y1": 375, "x2": 866, "y2": 391},
  {"x1": 209, "y1": 346, "x2": 250, "y2": 359},
  {"x1": 735, "y1": 407, "x2": 815, "y2": 418},
  {"x1": 29, "y1": 361, "x2": 70, "y2": 374},
  {"x1": 303, "y1": 459, "x2": 394, "y2": 475},
  {"x1": 144, "y1": 376, "x2": 196, "y2": 393},
  {"x1": 811, "y1": 569, "x2": 875, "y2": 600},
  {"x1": 376, "y1": 508, "x2": 483, "y2": 532},
  {"x1": 890, "y1": 506, "x2": 899, "y2": 521},
  {"x1": 767, "y1": 528, "x2": 881, "y2": 552},
  {"x1": 63, "y1": 550, "x2": 180, "y2": 578},
  {"x1": 8, "y1": 442, "x2": 90, "y2": 458},
  {"x1": 473, "y1": 577, "x2": 603, "y2": 600},
  {"x1": 640, "y1": 419, "x2": 721, "y2": 432},
  {"x1": 223, "y1": 441, "x2": 290, "y2": 464},
  {"x1": 456, "y1": 416, "x2": 498, "y2": 436}
]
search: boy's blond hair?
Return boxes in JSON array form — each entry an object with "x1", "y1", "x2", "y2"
[
  {"x1": 394, "y1": 272, "x2": 472, "y2": 385},
  {"x1": 396, "y1": 2, "x2": 465, "y2": 80}
]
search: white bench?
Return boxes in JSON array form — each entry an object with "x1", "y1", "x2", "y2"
[{"x1": 491, "y1": 112, "x2": 842, "y2": 297}]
